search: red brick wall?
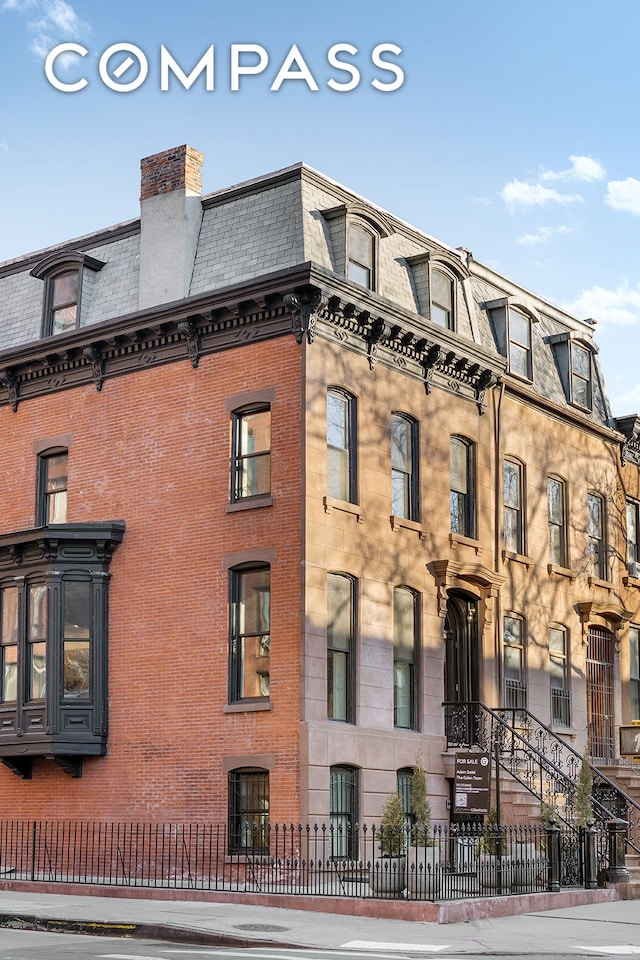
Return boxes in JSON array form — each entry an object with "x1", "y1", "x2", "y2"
[{"x1": 0, "y1": 336, "x2": 302, "y2": 823}]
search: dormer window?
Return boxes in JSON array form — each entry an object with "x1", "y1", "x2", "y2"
[
  {"x1": 30, "y1": 252, "x2": 105, "y2": 339},
  {"x1": 347, "y1": 223, "x2": 375, "y2": 289},
  {"x1": 571, "y1": 341, "x2": 592, "y2": 408},
  {"x1": 431, "y1": 268, "x2": 454, "y2": 330},
  {"x1": 508, "y1": 308, "x2": 532, "y2": 379}
]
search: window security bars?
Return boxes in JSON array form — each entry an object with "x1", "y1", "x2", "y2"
[{"x1": 0, "y1": 820, "x2": 599, "y2": 900}]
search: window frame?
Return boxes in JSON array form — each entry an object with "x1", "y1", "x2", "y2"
[
  {"x1": 37, "y1": 448, "x2": 68, "y2": 526},
  {"x1": 503, "y1": 612, "x2": 527, "y2": 709},
  {"x1": 393, "y1": 586, "x2": 418, "y2": 730},
  {"x1": 503, "y1": 458, "x2": 525, "y2": 555},
  {"x1": 507, "y1": 308, "x2": 533, "y2": 380},
  {"x1": 347, "y1": 221, "x2": 376, "y2": 290},
  {"x1": 329, "y1": 764, "x2": 359, "y2": 859},
  {"x1": 450, "y1": 436, "x2": 476, "y2": 539},
  {"x1": 547, "y1": 475, "x2": 568, "y2": 568},
  {"x1": 571, "y1": 341, "x2": 592, "y2": 410},
  {"x1": 327, "y1": 388, "x2": 357, "y2": 504},
  {"x1": 627, "y1": 499, "x2": 640, "y2": 576},
  {"x1": 228, "y1": 564, "x2": 271, "y2": 704},
  {"x1": 549, "y1": 624, "x2": 571, "y2": 727},
  {"x1": 430, "y1": 265, "x2": 456, "y2": 330},
  {"x1": 31, "y1": 252, "x2": 105, "y2": 340},
  {"x1": 230, "y1": 404, "x2": 271, "y2": 503},
  {"x1": 391, "y1": 413, "x2": 419, "y2": 522},
  {"x1": 327, "y1": 572, "x2": 356, "y2": 724},
  {"x1": 630, "y1": 625, "x2": 640, "y2": 722},
  {"x1": 228, "y1": 768, "x2": 270, "y2": 854},
  {"x1": 587, "y1": 492, "x2": 607, "y2": 580}
]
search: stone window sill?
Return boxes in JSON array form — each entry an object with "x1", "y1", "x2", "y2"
[
  {"x1": 323, "y1": 496, "x2": 365, "y2": 523},
  {"x1": 391, "y1": 515, "x2": 425, "y2": 539},
  {"x1": 588, "y1": 576, "x2": 614, "y2": 592},
  {"x1": 223, "y1": 700, "x2": 271, "y2": 714},
  {"x1": 623, "y1": 575, "x2": 640, "y2": 589},
  {"x1": 225, "y1": 495, "x2": 274, "y2": 513},
  {"x1": 450, "y1": 533, "x2": 483, "y2": 556},
  {"x1": 502, "y1": 550, "x2": 533, "y2": 569},
  {"x1": 547, "y1": 564, "x2": 576, "y2": 581}
]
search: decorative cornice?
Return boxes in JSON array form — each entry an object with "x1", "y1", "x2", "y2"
[
  {"x1": 0, "y1": 522, "x2": 126, "y2": 572},
  {"x1": 284, "y1": 287, "x2": 326, "y2": 344}
]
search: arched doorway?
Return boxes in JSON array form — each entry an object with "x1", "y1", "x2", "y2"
[{"x1": 444, "y1": 592, "x2": 480, "y2": 745}]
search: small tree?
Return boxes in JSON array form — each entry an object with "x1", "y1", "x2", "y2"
[
  {"x1": 378, "y1": 792, "x2": 406, "y2": 857},
  {"x1": 575, "y1": 754, "x2": 593, "y2": 828},
  {"x1": 410, "y1": 754, "x2": 432, "y2": 845}
]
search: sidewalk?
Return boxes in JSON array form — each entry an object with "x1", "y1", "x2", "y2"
[{"x1": 0, "y1": 888, "x2": 640, "y2": 954}]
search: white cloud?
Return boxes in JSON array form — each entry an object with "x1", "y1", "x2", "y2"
[
  {"x1": 541, "y1": 155, "x2": 606, "y2": 183},
  {"x1": 501, "y1": 179, "x2": 583, "y2": 208},
  {"x1": 2, "y1": 0, "x2": 88, "y2": 60},
  {"x1": 516, "y1": 224, "x2": 574, "y2": 245},
  {"x1": 605, "y1": 178, "x2": 640, "y2": 216},
  {"x1": 562, "y1": 282, "x2": 640, "y2": 326}
]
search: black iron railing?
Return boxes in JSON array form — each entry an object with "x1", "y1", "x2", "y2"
[{"x1": 0, "y1": 819, "x2": 603, "y2": 900}]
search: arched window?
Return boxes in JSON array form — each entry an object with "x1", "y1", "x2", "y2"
[
  {"x1": 393, "y1": 586, "x2": 418, "y2": 730},
  {"x1": 391, "y1": 413, "x2": 418, "y2": 521},
  {"x1": 450, "y1": 437, "x2": 475, "y2": 538},
  {"x1": 37, "y1": 448, "x2": 68, "y2": 525},
  {"x1": 549, "y1": 624, "x2": 570, "y2": 726},
  {"x1": 229, "y1": 564, "x2": 271, "y2": 702},
  {"x1": 327, "y1": 573, "x2": 356, "y2": 723},
  {"x1": 504, "y1": 457, "x2": 525, "y2": 554},
  {"x1": 431, "y1": 267, "x2": 455, "y2": 330},
  {"x1": 327, "y1": 388, "x2": 357, "y2": 503},
  {"x1": 503, "y1": 612, "x2": 527, "y2": 708}
]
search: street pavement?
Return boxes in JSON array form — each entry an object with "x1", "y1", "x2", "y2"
[{"x1": 0, "y1": 889, "x2": 639, "y2": 954}]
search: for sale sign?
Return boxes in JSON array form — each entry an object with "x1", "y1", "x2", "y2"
[{"x1": 454, "y1": 752, "x2": 491, "y2": 814}]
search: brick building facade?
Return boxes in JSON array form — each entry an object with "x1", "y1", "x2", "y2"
[{"x1": 1, "y1": 145, "x2": 639, "y2": 841}]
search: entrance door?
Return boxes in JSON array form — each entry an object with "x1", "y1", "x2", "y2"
[
  {"x1": 586, "y1": 626, "x2": 615, "y2": 762},
  {"x1": 444, "y1": 594, "x2": 479, "y2": 745}
]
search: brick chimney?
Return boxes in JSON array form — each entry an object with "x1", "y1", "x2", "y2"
[{"x1": 138, "y1": 145, "x2": 204, "y2": 310}]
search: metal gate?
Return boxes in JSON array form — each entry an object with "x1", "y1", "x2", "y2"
[{"x1": 586, "y1": 626, "x2": 615, "y2": 761}]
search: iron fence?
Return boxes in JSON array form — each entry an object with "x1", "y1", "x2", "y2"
[{"x1": 0, "y1": 819, "x2": 604, "y2": 901}]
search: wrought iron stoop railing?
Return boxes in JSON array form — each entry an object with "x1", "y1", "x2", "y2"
[{"x1": 445, "y1": 701, "x2": 640, "y2": 855}]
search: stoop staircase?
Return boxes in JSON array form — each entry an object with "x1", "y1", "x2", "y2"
[{"x1": 444, "y1": 701, "x2": 640, "y2": 864}]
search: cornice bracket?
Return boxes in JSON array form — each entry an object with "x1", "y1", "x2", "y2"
[
  {"x1": 83, "y1": 345, "x2": 105, "y2": 391},
  {"x1": 177, "y1": 319, "x2": 201, "y2": 369},
  {"x1": 0, "y1": 368, "x2": 19, "y2": 412},
  {"x1": 284, "y1": 286, "x2": 325, "y2": 344}
]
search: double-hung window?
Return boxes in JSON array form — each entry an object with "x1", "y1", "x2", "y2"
[
  {"x1": 503, "y1": 613, "x2": 527, "y2": 708},
  {"x1": 391, "y1": 414, "x2": 418, "y2": 520},
  {"x1": 38, "y1": 451, "x2": 68, "y2": 525},
  {"x1": 547, "y1": 476, "x2": 567, "y2": 567},
  {"x1": 347, "y1": 224, "x2": 375, "y2": 289},
  {"x1": 630, "y1": 625, "x2": 640, "y2": 721},
  {"x1": 508, "y1": 309, "x2": 532, "y2": 379},
  {"x1": 549, "y1": 625, "x2": 570, "y2": 726},
  {"x1": 230, "y1": 406, "x2": 271, "y2": 502},
  {"x1": 587, "y1": 493, "x2": 606, "y2": 579},
  {"x1": 571, "y1": 342, "x2": 592, "y2": 409},
  {"x1": 504, "y1": 459, "x2": 524, "y2": 554},
  {"x1": 450, "y1": 437, "x2": 475, "y2": 538},
  {"x1": 228, "y1": 768, "x2": 269, "y2": 853},
  {"x1": 0, "y1": 586, "x2": 18, "y2": 704},
  {"x1": 327, "y1": 573, "x2": 355, "y2": 723},
  {"x1": 330, "y1": 765, "x2": 359, "y2": 858},
  {"x1": 627, "y1": 500, "x2": 640, "y2": 577},
  {"x1": 431, "y1": 268, "x2": 454, "y2": 330},
  {"x1": 393, "y1": 587, "x2": 417, "y2": 730},
  {"x1": 229, "y1": 565, "x2": 271, "y2": 702},
  {"x1": 327, "y1": 389, "x2": 356, "y2": 503}
]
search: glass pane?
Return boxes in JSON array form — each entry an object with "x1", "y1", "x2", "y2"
[
  {"x1": 327, "y1": 446, "x2": 349, "y2": 501},
  {"x1": 29, "y1": 641, "x2": 46, "y2": 699},
  {"x1": 237, "y1": 452, "x2": 270, "y2": 498},
  {"x1": 504, "y1": 462, "x2": 520, "y2": 508},
  {"x1": 328, "y1": 649, "x2": 347, "y2": 720},
  {"x1": 348, "y1": 261, "x2": 371, "y2": 287},
  {"x1": 588, "y1": 495, "x2": 602, "y2": 538},
  {"x1": 630, "y1": 628, "x2": 639, "y2": 683},
  {"x1": 549, "y1": 627, "x2": 565, "y2": 655},
  {"x1": 28, "y1": 584, "x2": 47, "y2": 640},
  {"x1": 451, "y1": 440, "x2": 468, "y2": 494},
  {"x1": 328, "y1": 575, "x2": 351, "y2": 651},
  {"x1": 504, "y1": 507, "x2": 519, "y2": 552},
  {"x1": 239, "y1": 409, "x2": 270, "y2": 455},
  {"x1": 237, "y1": 569, "x2": 270, "y2": 635},
  {"x1": 1, "y1": 586, "x2": 18, "y2": 644},
  {"x1": 327, "y1": 393, "x2": 347, "y2": 450},
  {"x1": 48, "y1": 490, "x2": 67, "y2": 524},
  {"x1": 510, "y1": 310, "x2": 530, "y2": 347},
  {"x1": 349, "y1": 225, "x2": 372, "y2": 267},
  {"x1": 450, "y1": 490, "x2": 465, "y2": 534},
  {"x1": 64, "y1": 640, "x2": 90, "y2": 699},
  {"x1": 627, "y1": 503, "x2": 638, "y2": 548},
  {"x1": 392, "y1": 470, "x2": 409, "y2": 518},
  {"x1": 504, "y1": 616, "x2": 522, "y2": 645},
  {"x1": 64, "y1": 581, "x2": 91, "y2": 639},
  {"x1": 52, "y1": 305, "x2": 77, "y2": 335},
  {"x1": 549, "y1": 655, "x2": 564, "y2": 688},
  {"x1": 547, "y1": 478, "x2": 563, "y2": 524},
  {"x1": 430, "y1": 302, "x2": 450, "y2": 328},
  {"x1": 239, "y1": 635, "x2": 270, "y2": 699},
  {"x1": 572, "y1": 343, "x2": 590, "y2": 378},
  {"x1": 391, "y1": 417, "x2": 412, "y2": 472},
  {"x1": 52, "y1": 271, "x2": 78, "y2": 307},
  {"x1": 394, "y1": 588, "x2": 415, "y2": 659},
  {"x1": 46, "y1": 454, "x2": 67, "y2": 492},
  {"x1": 394, "y1": 661, "x2": 412, "y2": 728},
  {"x1": 504, "y1": 644, "x2": 522, "y2": 681},
  {"x1": 572, "y1": 374, "x2": 589, "y2": 407},
  {"x1": 431, "y1": 270, "x2": 452, "y2": 310},
  {"x1": 509, "y1": 342, "x2": 530, "y2": 378},
  {"x1": 549, "y1": 523, "x2": 562, "y2": 565},
  {"x1": 2, "y1": 646, "x2": 17, "y2": 702}
]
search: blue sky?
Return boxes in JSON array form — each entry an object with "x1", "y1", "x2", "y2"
[{"x1": 1, "y1": 0, "x2": 639, "y2": 415}]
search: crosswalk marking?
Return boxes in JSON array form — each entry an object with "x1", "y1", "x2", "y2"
[
  {"x1": 574, "y1": 948, "x2": 640, "y2": 955},
  {"x1": 340, "y1": 942, "x2": 450, "y2": 953}
]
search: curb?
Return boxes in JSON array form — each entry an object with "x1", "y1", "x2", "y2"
[{"x1": 0, "y1": 913, "x2": 290, "y2": 949}]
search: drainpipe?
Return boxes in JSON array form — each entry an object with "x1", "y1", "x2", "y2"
[{"x1": 493, "y1": 381, "x2": 505, "y2": 705}]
